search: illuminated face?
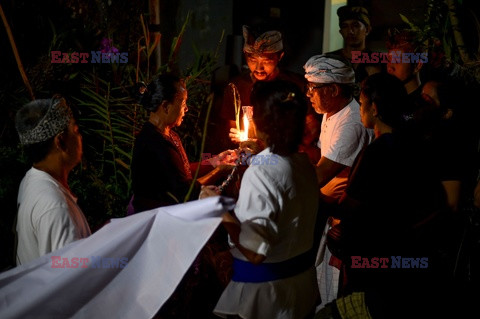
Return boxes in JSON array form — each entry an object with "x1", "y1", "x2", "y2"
[
  {"x1": 387, "y1": 49, "x2": 415, "y2": 82},
  {"x1": 339, "y1": 19, "x2": 369, "y2": 48},
  {"x1": 359, "y1": 92, "x2": 375, "y2": 129},
  {"x1": 168, "y1": 83, "x2": 189, "y2": 127},
  {"x1": 245, "y1": 52, "x2": 282, "y2": 81},
  {"x1": 306, "y1": 82, "x2": 335, "y2": 115}
]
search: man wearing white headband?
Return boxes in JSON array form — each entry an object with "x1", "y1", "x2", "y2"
[
  {"x1": 303, "y1": 54, "x2": 373, "y2": 309},
  {"x1": 15, "y1": 96, "x2": 91, "y2": 265}
]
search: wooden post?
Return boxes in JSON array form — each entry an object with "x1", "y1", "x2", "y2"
[
  {"x1": 0, "y1": 4, "x2": 35, "y2": 100},
  {"x1": 149, "y1": 0, "x2": 162, "y2": 72}
]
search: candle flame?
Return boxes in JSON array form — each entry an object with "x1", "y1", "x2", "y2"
[{"x1": 240, "y1": 113, "x2": 249, "y2": 141}]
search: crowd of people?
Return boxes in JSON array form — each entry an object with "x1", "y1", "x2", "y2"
[{"x1": 10, "y1": 4, "x2": 480, "y2": 319}]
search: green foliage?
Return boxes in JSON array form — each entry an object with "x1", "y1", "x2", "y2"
[
  {"x1": 0, "y1": 2, "x2": 223, "y2": 251},
  {"x1": 75, "y1": 74, "x2": 143, "y2": 198},
  {"x1": 69, "y1": 14, "x2": 222, "y2": 227},
  {"x1": 399, "y1": 0, "x2": 479, "y2": 66}
]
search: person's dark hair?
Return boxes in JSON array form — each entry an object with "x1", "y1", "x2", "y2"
[
  {"x1": 386, "y1": 27, "x2": 426, "y2": 54},
  {"x1": 251, "y1": 80, "x2": 307, "y2": 156},
  {"x1": 24, "y1": 136, "x2": 60, "y2": 163},
  {"x1": 338, "y1": 83, "x2": 357, "y2": 99},
  {"x1": 136, "y1": 73, "x2": 182, "y2": 112},
  {"x1": 15, "y1": 99, "x2": 58, "y2": 163},
  {"x1": 361, "y1": 73, "x2": 408, "y2": 129}
]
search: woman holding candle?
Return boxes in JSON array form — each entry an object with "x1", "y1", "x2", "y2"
[
  {"x1": 132, "y1": 73, "x2": 235, "y2": 318},
  {"x1": 131, "y1": 73, "x2": 232, "y2": 213},
  {"x1": 203, "y1": 79, "x2": 320, "y2": 318}
]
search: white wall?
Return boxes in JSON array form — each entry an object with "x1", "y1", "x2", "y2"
[{"x1": 322, "y1": 0, "x2": 347, "y2": 53}]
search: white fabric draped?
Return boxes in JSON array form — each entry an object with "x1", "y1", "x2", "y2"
[{"x1": 0, "y1": 196, "x2": 234, "y2": 319}]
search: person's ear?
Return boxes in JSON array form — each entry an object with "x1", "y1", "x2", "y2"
[
  {"x1": 160, "y1": 100, "x2": 169, "y2": 114},
  {"x1": 331, "y1": 84, "x2": 340, "y2": 97},
  {"x1": 365, "y1": 25, "x2": 372, "y2": 36},
  {"x1": 54, "y1": 132, "x2": 67, "y2": 152},
  {"x1": 414, "y1": 60, "x2": 423, "y2": 73},
  {"x1": 372, "y1": 102, "x2": 379, "y2": 117},
  {"x1": 278, "y1": 52, "x2": 285, "y2": 61}
]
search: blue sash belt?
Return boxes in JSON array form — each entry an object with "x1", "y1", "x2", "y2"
[{"x1": 232, "y1": 249, "x2": 314, "y2": 283}]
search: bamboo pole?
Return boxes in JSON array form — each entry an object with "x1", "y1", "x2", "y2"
[{"x1": 0, "y1": 4, "x2": 35, "y2": 100}]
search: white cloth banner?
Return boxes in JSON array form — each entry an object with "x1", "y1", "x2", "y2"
[{"x1": 0, "y1": 196, "x2": 235, "y2": 319}]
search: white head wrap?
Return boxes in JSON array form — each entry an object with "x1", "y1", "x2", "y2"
[
  {"x1": 242, "y1": 25, "x2": 283, "y2": 55},
  {"x1": 303, "y1": 54, "x2": 355, "y2": 84}
]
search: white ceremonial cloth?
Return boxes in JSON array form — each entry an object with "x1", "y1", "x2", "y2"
[{"x1": 0, "y1": 196, "x2": 234, "y2": 319}]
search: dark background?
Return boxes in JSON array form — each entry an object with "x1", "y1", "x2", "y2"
[{"x1": 1, "y1": 0, "x2": 479, "y2": 272}]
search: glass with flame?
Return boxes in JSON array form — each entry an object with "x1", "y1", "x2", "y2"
[{"x1": 240, "y1": 106, "x2": 253, "y2": 142}]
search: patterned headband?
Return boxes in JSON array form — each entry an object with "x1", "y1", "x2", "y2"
[
  {"x1": 17, "y1": 97, "x2": 73, "y2": 145},
  {"x1": 243, "y1": 25, "x2": 283, "y2": 55}
]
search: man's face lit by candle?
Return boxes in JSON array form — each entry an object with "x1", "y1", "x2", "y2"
[{"x1": 245, "y1": 52, "x2": 283, "y2": 81}]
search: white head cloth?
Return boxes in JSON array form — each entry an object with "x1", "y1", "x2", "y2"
[{"x1": 303, "y1": 54, "x2": 355, "y2": 84}]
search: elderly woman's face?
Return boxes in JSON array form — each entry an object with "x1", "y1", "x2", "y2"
[{"x1": 167, "y1": 84, "x2": 188, "y2": 127}]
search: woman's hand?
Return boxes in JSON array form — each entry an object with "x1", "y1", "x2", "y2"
[
  {"x1": 209, "y1": 149, "x2": 238, "y2": 168},
  {"x1": 199, "y1": 185, "x2": 221, "y2": 199}
]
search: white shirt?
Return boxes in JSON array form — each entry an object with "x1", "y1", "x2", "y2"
[
  {"x1": 317, "y1": 99, "x2": 373, "y2": 199},
  {"x1": 214, "y1": 148, "x2": 320, "y2": 318},
  {"x1": 16, "y1": 167, "x2": 91, "y2": 265},
  {"x1": 318, "y1": 98, "x2": 372, "y2": 167}
]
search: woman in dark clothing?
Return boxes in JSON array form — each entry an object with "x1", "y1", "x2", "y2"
[
  {"x1": 131, "y1": 73, "x2": 232, "y2": 319},
  {"x1": 321, "y1": 73, "x2": 456, "y2": 318},
  {"x1": 132, "y1": 73, "x2": 228, "y2": 212}
]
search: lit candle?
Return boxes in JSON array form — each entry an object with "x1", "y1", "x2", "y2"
[{"x1": 240, "y1": 113, "x2": 249, "y2": 141}]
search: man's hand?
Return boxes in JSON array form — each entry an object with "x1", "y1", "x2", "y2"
[
  {"x1": 229, "y1": 127, "x2": 243, "y2": 143},
  {"x1": 239, "y1": 139, "x2": 264, "y2": 155},
  {"x1": 199, "y1": 185, "x2": 221, "y2": 199}
]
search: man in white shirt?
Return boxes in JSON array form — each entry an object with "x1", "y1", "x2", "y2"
[
  {"x1": 15, "y1": 96, "x2": 91, "y2": 265},
  {"x1": 303, "y1": 54, "x2": 373, "y2": 308}
]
